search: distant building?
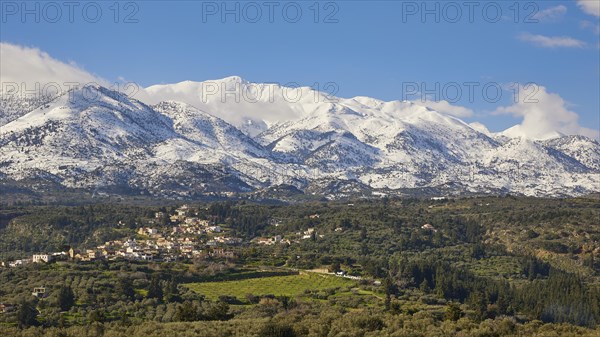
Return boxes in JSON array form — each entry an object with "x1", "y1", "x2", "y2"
[
  {"x1": 9, "y1": 259, "x2": 31, "y2": 267},
  {"x1": 207, "y1": 225, "x2": 222, "y2": 233},
  {"x1": 0, "y1": 303, "x2": 15, "y2": 314},
  {"x1": 68, "y1": 247, "x2": 80, "y2": 259},
  {"x1": 421, "y1": 224, "x2": 437, "y2": 232},
  {"x1": 140, "y1": 253, "x2": 154, "y2": 261},
  {"x1": 102, "y1": 248, "x2": 115, "y2": 258},
  {"x1": 86, "y1": 250, "x2": 99, "y2": 260},
  {"x1": 124, "y1": 239, "x2": 137, "y2": 248},
  {"x1": 255, "y1": 236, "x2": 282, "y2": 245},
  {"x1": 210, "y1": 248, "x2": 235, "y2": 259},
  {"x1": 176, "y1": 205, "x2": 190, "y2": 216},
  {"x1": 32, "y1": 287, "x2": 47, "y2": 298},
  {"x1": 32, "y1": 254, "x2": 53, "y2": 263},
  {"x1": 255, "y1": 237, "x2": 271, "y2": 245},
  {"x1": 138, "y1": 227, "x2": 158, "y2": 236}
]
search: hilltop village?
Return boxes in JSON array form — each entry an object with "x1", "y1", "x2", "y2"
[{"x1": 1, "y1": 204, "x2": 355, "y2": 268}]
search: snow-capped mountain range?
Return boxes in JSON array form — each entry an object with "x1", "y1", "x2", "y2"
[{"x1": 1, "y1": 77, "x2": 598, "y2": 199}]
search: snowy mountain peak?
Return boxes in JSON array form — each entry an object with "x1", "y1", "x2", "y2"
[
  {"x1": 350, "y1": 96, "x2": 385, "y2": 108},
  {"x1": 0, "y1": 82, "x2": 598, "y2": 198},
  {"x1": 219, "y1": 75, "x2": 247, "y2": 84},
  {"x1": 469, "y1": 122, "x2": 492, "y2": 136},
  {"x1": 500, "y1": 124, "x2": 566, "y2": 141}
]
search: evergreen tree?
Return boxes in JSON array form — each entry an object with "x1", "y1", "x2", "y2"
[
  {"x1": 164, "y1": 277, "x2": 181, "y2": 303},
  {"x1": 258, "y1": 321, "x2": 297, "y2": 337},
  {"x1": 174, "y1": 301, "x2": 200, "y2": 322},
  {"x1": 205, "y1": 300, "x2": 231, "y2": 321},
  {"x1": 88, "y1": 309, "x2": 106, "y2": 323},
  {"x1": 58, "y1": 285, "x2": 75, "y2": 311},
  {"x1": 444, "y1": 302, "x2": 462, "y2": 321},
  {"x1": 147, "y1": 274, "x2": 163, "y2": 301},
  {"x1": 17, "y1": 300, "x2": 38, "y2": 328},
  {"x1": 468, "y1": 291, "x2": 488, "y2": 322},
  {"x1": 117, "y1": 277, "x2": 135, "y2": 300}
]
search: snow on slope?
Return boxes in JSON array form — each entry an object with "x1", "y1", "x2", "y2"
[
  {"x1": 0, "y1": 86, "x2": 179, "y2": 186},
  {"x1": 0, "y1": 93, "x2": 57, "y2": 127},
  {"x1": 0, "y1": 78, "x2": 598, "y2": 198},
  {"x1": 258, "y1": 96, "x2": 498, "y2": 175},
  {"x1": 543, "y1": 135, "x2": 600, "y2": 171},
  {"x1": 500, "y1": 124, "x2": 565, "y2": 141},
  {"x1": 144, "y1": 76, "x2": 339, "y2": 137},
  {"x1": 152, "y1": 101, "x2": 268, "y2": 158},
  {"x1": 0, "y1": 86, "x2": 270, "y2": 192}
]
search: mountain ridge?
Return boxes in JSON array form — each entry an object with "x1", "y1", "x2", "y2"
[{"x1": 1, "y1": 81, "x2": 598, "y2": 199}]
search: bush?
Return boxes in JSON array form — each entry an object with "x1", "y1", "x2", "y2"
[
  {"x1": 258, "y1": 321, "x2": 297, "y2": 337},
  {"x1": 352, "y1": 315, "x2": 385, "y2": 331}
]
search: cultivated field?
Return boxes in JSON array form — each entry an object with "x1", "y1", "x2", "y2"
[{"x1": 184, "y1": 272, "x2": 356, "y2": 300}]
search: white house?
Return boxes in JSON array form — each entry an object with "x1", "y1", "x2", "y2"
[
  {"x1": 176, "y1": 204, "x2": 190, "y2": 216},
  {"x1": 32, "y1": 287, "x2": 47, "y2": 298},
  {"x1": 32, "y1": 254, "x2": 52, "y2": 263}
]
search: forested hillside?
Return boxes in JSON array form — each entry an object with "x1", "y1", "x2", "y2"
[{"x1": 0, "y1": 196, "x2": 598, "y2": 336}]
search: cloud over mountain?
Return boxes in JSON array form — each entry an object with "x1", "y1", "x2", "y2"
[
  {"x1": 494, "y1": 85, "x2": 599, "y2": 140},
  {"x1": 0, "y1": 42, "x2": 105, "y2": 96}
]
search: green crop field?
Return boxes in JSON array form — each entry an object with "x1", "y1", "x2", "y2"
[{"x1": 184, "y1": 272, "x2": 356, "y2": 300}]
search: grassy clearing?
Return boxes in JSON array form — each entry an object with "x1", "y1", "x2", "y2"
[
  {"x1": 135, "y1": 288, "x2": 148, "y2": 297},
  {"x1": 458, "y1": 256, "x2": 523, "y2": 279},
  {"x1": 184, "y1": 272, "x2": 355, "y2": 301}
]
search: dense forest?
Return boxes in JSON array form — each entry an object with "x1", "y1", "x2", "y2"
[{"x1": 0, "y1": 196, "x2": 599, "y2": 336}]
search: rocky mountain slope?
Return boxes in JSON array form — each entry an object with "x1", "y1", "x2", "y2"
[{"x1": 1, "y1": 79, "x2": 598, "y2": 199}]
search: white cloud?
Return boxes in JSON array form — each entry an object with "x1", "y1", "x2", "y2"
[
  {"x1": 580, "y1": 20, "x2": 600, "y2": 34},
  {"x1": 576, "y1": 0, "x2": 600, "y2": 17},
  {"x1": 532, "y1": 5, "x2": 567, "y2": 21},
  {"x1": 0, "y1": 42, "x2": 105, "y2": 95},
  {"x1": 493, "y1": 85, "x2": 598, "y2": 140},
  {"x1": 517, "y1": 33, "x2": 587, "y2": 48},
  {"x1": 413, "y1": 100, "x2": 474, "y2": 118}
]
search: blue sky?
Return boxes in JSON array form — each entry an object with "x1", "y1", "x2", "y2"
[{"x1": 1, "y1": 0, "x2": 599, "y2": 135}]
